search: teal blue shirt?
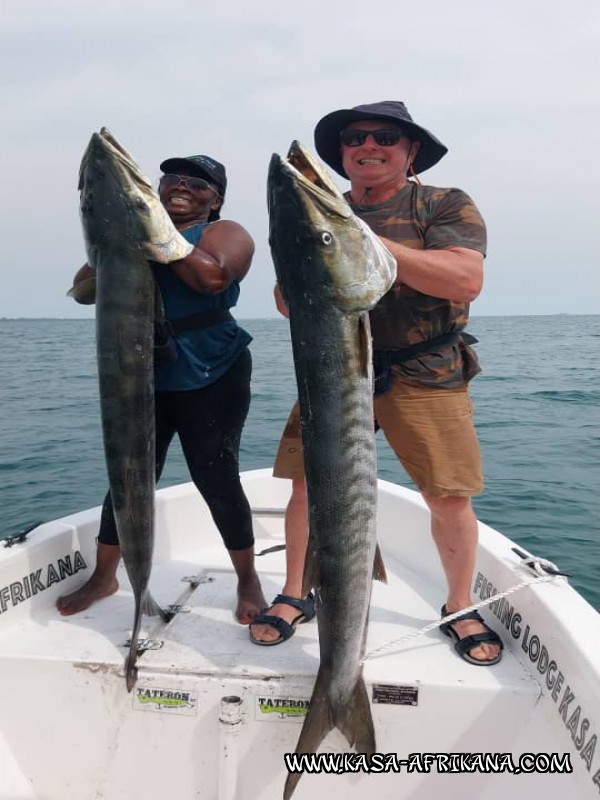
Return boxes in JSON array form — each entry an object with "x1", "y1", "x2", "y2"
[{"x1": 153, "y1": 224, "x2": 252, "y2": 391}]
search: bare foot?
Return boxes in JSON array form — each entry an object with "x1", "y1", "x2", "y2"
[
  {"x1": 249, "y1": 599, "x2": 304, "y2": 643},
  {"x1": 235, "y1": 571, "x2": 267, "y2": 625},
  {"x1": 56, "y1": 575, "x2": 119, "y2": 616}
]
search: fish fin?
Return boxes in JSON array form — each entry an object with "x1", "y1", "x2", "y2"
[
  {"x1": 373, "y1": 543, "x2": 388, "y2": 583},
  {"x1": 67, "y1": 276, "x2": 96, "y2": 305},
  {"x1": 335, "y1": 677, "x2": 376, "y2": 754},
  {"x1": 301, "y1": 535, "x2": 320, "y2": 598},
  {"x1": 283, "y1": 668, "x2": 334, "y2": 800},
  {"x1": 358, "y1": 313, "x2": 371, "y2": 379}
]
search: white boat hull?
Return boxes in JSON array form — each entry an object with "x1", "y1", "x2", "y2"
[{"x1": 1, "y1": 470, "x2": 599, "y2": 799}]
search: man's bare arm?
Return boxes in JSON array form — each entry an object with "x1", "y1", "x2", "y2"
[{"x1": 379, "y1": 238, "x2": 483, "y2": 302}]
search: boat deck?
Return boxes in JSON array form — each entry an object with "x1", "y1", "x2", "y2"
[
  {"x1": 2, "y1": 473, "x2": 597, "y2": 799},
  {"x1": 2, "y1": 533, "x2": 535, "y2": 694}
]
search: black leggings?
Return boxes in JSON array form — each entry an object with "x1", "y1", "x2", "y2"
[{"x1": 98, "y1": 349, "x2": 254, "y2": 551}]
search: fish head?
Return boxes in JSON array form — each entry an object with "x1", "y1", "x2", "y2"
[
  {"x1": 268, "y1": 141, "x2": 396, "y2": 315},
  {"x1": 79, "y1": 129, "x2": 191, "y2": 266}
]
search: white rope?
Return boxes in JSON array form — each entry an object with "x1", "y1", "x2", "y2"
[{"x1": 363, "y1": 568, "x2": 564, "y2": 662}]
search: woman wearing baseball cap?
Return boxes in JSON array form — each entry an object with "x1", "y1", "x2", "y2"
[{"x1": 60, "y1": 151, "x2": 267, "y2": 626}]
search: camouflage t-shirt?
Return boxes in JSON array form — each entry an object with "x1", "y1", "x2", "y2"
[{"x1": 349, "y1": 181, "x2": 487, "y2": 388}]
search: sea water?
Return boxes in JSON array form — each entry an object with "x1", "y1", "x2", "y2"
[{"x1": 1, "y1": 315, "x2": 598, "y2": 609}]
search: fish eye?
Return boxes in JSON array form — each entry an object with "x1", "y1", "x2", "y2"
[{"x1": 321, "y1": 231, "x2": 333, "y2": 245}]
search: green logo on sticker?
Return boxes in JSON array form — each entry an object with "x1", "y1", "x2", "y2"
[{"x1": 258, "y1": 698, "x2": 309, "y2": 717}]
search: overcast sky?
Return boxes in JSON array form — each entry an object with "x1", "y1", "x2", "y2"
[{"x1": 1, "y1": 0, "x2": 598, "y2": 319}]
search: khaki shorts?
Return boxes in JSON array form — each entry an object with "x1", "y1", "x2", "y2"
[{"x1": 272, "y1": 375, "x2": 483, "y2": 497}]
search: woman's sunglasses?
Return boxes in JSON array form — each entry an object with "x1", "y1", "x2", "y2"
[
  {"x1": 340, "y1": 128, "x2": 405, "y2": 147},
  {"x1": 159, "y1": 174, "x2": 220, "y2": 194}
]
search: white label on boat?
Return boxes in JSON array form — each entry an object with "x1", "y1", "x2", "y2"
[
  {"x1": 255, "y1": 695, "x2": 310, "y2": 722},
  {"x1": 372, "y1": 684, "x2": 419, "y2": 706},
  {"x1": 133, "y1": 686, "x2": 198, "y2": 716}
]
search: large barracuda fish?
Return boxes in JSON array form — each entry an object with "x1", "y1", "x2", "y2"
[
  {"x1": 267, "y1": 141, "x2": 396, "y2": 799},
  {"x1": 78, "y1": 128, "x2": 192, "y2": 690}
]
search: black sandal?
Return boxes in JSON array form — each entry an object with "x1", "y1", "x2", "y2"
[
  {"x1": 440, "y1": 605, "x2": 503, "y2": 666},
  {"x1": 249, "y1": 593, "x2": 316, "y2": 646}
]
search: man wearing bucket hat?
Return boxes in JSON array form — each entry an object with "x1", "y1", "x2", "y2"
[
  {"x1": 59, "y1": 152, "x2": 267, "y2": 625},
  {"x1": 251, "y1": 101, "x2": 503, "y2": 665}
]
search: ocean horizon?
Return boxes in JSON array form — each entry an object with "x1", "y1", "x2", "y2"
[{"x1": 1, "y1": 314, "x2": 598, "y2": 611}]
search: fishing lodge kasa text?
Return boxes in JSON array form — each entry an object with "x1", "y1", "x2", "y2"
[{"x1": 283, "y1": 751, "x2": 573, "y2": 775}]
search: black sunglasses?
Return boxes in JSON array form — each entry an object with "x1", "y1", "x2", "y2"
[
  {"x1": 159, "y1": 173, "x2": 220, "y2": 194},
  {"x1": 340, "y1": 128, "x2": 405, "y2": 147}
]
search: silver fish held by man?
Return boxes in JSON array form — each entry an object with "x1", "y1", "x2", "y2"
[
  {"x1": 78, "y1": 128, "x2": 193, "y2": 690},
  {"x1": 267, "y1": 141, "x2": 396, "y2": 799}
]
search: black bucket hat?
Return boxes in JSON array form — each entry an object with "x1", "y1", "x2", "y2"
[
  {"x1": 159, "y1": 154, "x2": 227, "y2": 221},
  {"x1": 314, "y1": 101, "x2": 448, "y2": 178}
]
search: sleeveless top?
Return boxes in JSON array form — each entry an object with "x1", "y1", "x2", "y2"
[{"x1": 152, "y1": 223, "x2": 252, "y2": 391}]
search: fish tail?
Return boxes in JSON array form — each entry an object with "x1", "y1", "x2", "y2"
[
  {"x1": 142, "y1": 592, "x2": 171, "y2": 623},
  {"x1": 335, "y1": 676, "x2": 375, "y2": 753},
  {"x1": 283, "y1": 669, "x2": 375, "y2": 800},
  {"x1": 125, "y1": 593, "x2": 170, "y2": 692},
  {"x1": 284, "y1": 668, "x2": 333, "y2": 800},
  {"x1": 125, "y1": 604, "x2": 143, "y2": 693}
]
